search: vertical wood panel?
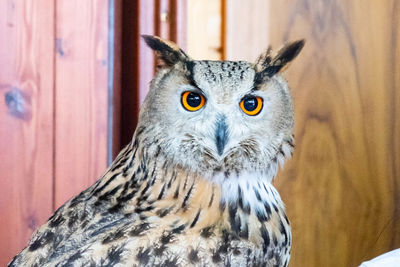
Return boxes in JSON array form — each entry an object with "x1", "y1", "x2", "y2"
[
  {"x1": 112, "y1": 0, "x2": 123, "y2": 158},
  {"x1": 0, "y1": 0, "x2": 54, "y2": 265},
  {"x1": 268, "y1": 1, "x2": 400, "y2": 266},
  {"x1": 187, "y1": 0, "x2": 222, "y2": 60},
  {"x1": 155, "y1": 0, "x2": 171, "y2": 39},
  {"x1": 139, "y1": 0, "x2": 155, "y2": 105},
  {"x1": 119, "y1": 0, "x2": 140, "y2": 148},
  {"x1": 172, "y1": 0, "x2": 188, "y2": 50},
  {"x1": 224, "y1": 0, "x2": 269, "y2": 61},
  {"x1": 54, "y1": 0, "x2": 109, "y2": 207}
]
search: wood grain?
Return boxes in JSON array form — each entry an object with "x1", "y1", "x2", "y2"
[
  {"x1": 112, "y1": 0, "x2": 123, "y2": 158},
  {"x1": 187, "y1": 0, "x2": 222, "y2": 60},
  {"x1": 139, "y1": 0, "x2": 155, "y2": 106},
  {"x1": 172, "y1": 0, "x2": 188, "y2": 50},
  {"x1": 155, "y1": 0, "x2": 171, "y2": 40},
  {"x1": 224, "y1": 0, "x2": 270, "y2": 61},
  {"x1": 54, "y1": 0, "x2": 109, "y2": 207},
  {"x1": 0, "y1": 0, "x2": 54, "y2": 265},
  {"x1": 268, "y1": 1, "x2": 400, "y2": 266}
]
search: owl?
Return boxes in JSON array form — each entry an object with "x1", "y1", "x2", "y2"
[{"x1": 9, "y1": 35, "x2": 304, "y2": 267}]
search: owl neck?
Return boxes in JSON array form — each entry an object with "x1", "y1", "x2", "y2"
[{"x1": 91, "y1": 129, "x2": 289, "y2": 241}]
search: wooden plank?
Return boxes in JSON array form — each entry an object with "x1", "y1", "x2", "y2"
[
  {"x1": 0, "y1": 0, "x2": 54, "y2": 265},
  {"x1": 112, "y1": 0, "x2": 123, "y2": 159},
  {"x1": 187, "y1": 0, "x2": 222, "y2": 60},
  {"x1": 172, "y1": 0, "x2": 188, "y2": 50},
  {"x1": 138, "y1": 0, "x2": 155, "y2": 106},
  {"x1": 268, "y1": 1, "x2": 400, "y2": 266},
  {"x1": 224, "y1": 0, "x2": 269, "y2": 61},
  {"x1": 54, "y1": 0, "x2": 109, "y2": 207},
  {"x1": 155, "y1": 0, "x2": 171, "y2": 40},
  {"x1": 118, "y1": 1, "x2": 141, "y2": 148}
]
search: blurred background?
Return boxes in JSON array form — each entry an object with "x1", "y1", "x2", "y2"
[{"x1": 1, "y1": 0, "x2": 399, "y2": 266}]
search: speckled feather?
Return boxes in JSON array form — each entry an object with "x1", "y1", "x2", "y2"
[{"x1": 9, "y1": 36, "x2": 304, "y2": 267}]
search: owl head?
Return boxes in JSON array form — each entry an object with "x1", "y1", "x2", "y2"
[{"x1": 138, "y1": 35, "x2": 304, "y2": 181}]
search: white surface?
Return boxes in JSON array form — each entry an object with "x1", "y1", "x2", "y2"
[{"x1": 359, "y1": 249, "x2": 400, "y2": 267}]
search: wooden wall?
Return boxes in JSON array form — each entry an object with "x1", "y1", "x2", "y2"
[
  {"x1": 0, "y1": 1, "x2": 55, "y2": 264},
  {"x1": 270, "y1": 1, "x2": 400, "y2": 266},
  {"x1": 0, "y1": 0, "x2": 186, "y2": 265},
  {"x1": 0, "y1": 0, "x2": 110, "y2": 264},
  {"x1": 54, "y1": 0, "x2": 110, "y2": 208}
]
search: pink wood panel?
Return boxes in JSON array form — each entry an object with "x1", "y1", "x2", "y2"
[
  {"x1": 112, "y1": 0, "x2": 123, "y2": 157},
  {"x1": 0, "y1": 0, "x2": 54, "y2": 265},
  {"x1": 139, "y1": 0, "x2": 156, "y2": 105},
  {"x1": 54, "y1": 0, "x2": 109, "y2": 207},
  {"x1": 173, "y1": 0, "x2": 188, "y2": 50},
  {"x1": 156, "y1": 0, "x2": 171, "y2": 41}
]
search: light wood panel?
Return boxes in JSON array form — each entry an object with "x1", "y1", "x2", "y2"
[
  {"x1": 269, "y1": 1, "x2": 400, "y2": 266},
  {"x1": 0, "y1": 0, "x2": 54, "y2": 265},
  {"x1": 54, "y1": 0, "x2": 109, "y2": 207},
  {"x1": 225, "y1": 0, "x2": 269, "y2": 61},
  {"x1": 187, "y1": 0, "x2": 222, "y2": 60}
]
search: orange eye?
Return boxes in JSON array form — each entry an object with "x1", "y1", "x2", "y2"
[
  {"x1": 240, "y1": 96, "x2": 263, "y2": 116},
  {"x1": 181, "y1": 91, "x2": 206, "y2": 111}
]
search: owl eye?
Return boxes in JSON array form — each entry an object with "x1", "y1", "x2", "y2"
[
  {"x1": 240, "y1": 96, "x2": 263, "y2": 116},
  {"x1": 181, "y1": 91, "x2": 206, "y2": 111}
]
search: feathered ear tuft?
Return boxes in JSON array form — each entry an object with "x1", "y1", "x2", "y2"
[
  {"x1": 142, "y1": 35, "x2": 189, "y2": 68},
  {"x1": 255, "y1": 40, "x2": 305, "y2": 83},
  {"x1": 255, "y1": 46, "x2": 273, "y2": 71}
]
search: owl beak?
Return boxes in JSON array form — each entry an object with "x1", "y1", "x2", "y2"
[{"x1": 215, "y1": 116, "x2": 228, "y2": 156}]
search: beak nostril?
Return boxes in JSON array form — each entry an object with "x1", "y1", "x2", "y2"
[{"x1": 215, "y1": 116, "x2": 228, "y2": 156}]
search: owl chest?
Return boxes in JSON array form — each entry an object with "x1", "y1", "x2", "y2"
[{"x1": 88, "y1": 221, "x2": 287, "y2": 267}]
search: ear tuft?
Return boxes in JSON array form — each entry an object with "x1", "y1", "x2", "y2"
[
  {"x1": 255, "y1": 39, "x2": 305, "y2": 83},
  {"x1": 255, "y1": 46, "x2": 272, "y2": 71},
  {"x1": 142, "y1": 35, "x2": 189, "y2": 67}
]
